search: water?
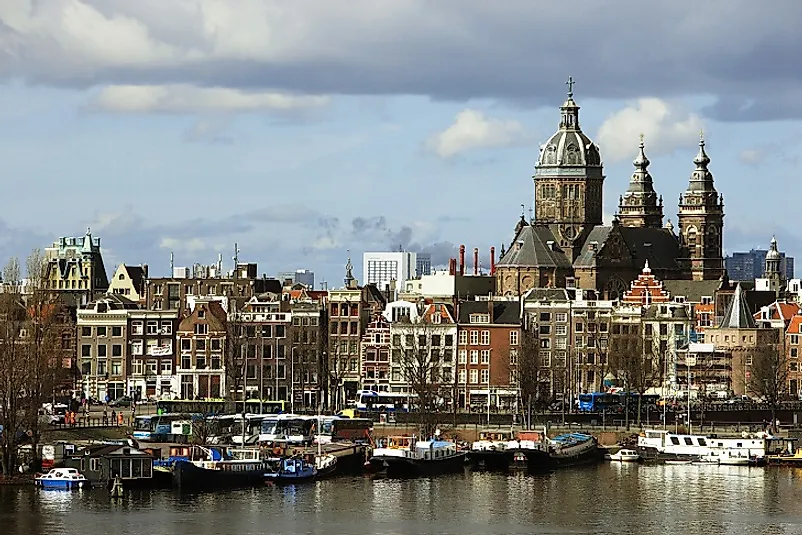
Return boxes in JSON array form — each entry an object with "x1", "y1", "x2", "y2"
[{"x1": 4, "y1": 464, "x2": 802, "y2": 534}]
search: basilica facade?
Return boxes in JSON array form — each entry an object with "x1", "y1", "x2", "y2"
[{"x1": 495, "y1": 81, "x2": 725, "y2": 298}]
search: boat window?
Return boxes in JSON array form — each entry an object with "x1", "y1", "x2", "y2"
[
  {"x1": 670, "y1": 437, "x2": 680, "y2": 446},
  {"x1": 697, "y1": 438, "x2": 707, "y2": 446},
  {"x1": 737, "y1": 443, "x2": 742, "y2": 447},
  {"x1": 647, "y1": 432, "x2": 662, "y2": 439}
]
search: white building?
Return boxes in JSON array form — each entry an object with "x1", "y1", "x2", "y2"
[{"x1": 363, "y1": 252, "x2": 417, "y2": 293}]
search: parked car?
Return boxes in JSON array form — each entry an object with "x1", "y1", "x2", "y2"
[{"x1": 108, "y1": 396, "x2": 134, "y2": 408}]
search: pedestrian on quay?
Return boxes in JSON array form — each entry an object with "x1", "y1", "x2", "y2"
[
  {"x1": 117, "y1": 411, "x2": 124, "y2": 426},
  {"x1": 111, "y1": 410, "x2": 117, "y2": 426},
  {"x1": 103, "y1": 408, "x2": 108, "y2": 426}
]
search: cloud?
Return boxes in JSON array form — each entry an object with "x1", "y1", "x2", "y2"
[
  {"x1": 427, "y1": 109, "x2": 527, "y2": 158},
  {"x1": 738, "y1": 148, "x2": 764, "y2": 167},
  {"x1": 90, "y1": 84, "x2": 330, "y2": 114},
  {"x1": 596, "y1": 98, "x2": 704, "y2": 163},
  {"x1": 182, "y1": 119, "x2": 234, "y2": 144},
  {"x1": 4, "y1": 1, "x2": 802, "y2": 120},
  {"x1": 159, "y1": 237, "x2": 206, "y2": 254}
]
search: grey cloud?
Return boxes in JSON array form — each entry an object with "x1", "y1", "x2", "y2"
[{"x1": 4, "y1": 1, "x2": 802, "y2": 120}]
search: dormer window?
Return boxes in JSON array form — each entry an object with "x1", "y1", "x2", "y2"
[
  {"x1": 198, "y1": 309, "x2": 205, "y2": 319},
  {"x1": 432, "y1": 313, "x2": 442, "y2": 324},
  {"x1": 469, "y1": 313, "x2": 490, "y2": 324}
]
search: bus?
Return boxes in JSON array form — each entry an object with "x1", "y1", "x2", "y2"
[
  {"x1": 577, "y1": 392, "x2": 617, "y2": 412},
  {"x1": 155, "y1": 399, "x2": 287, "y2": 416},
  {"x1": 133, "y1": 414, "x2": 194, "y2": 442},
  {"x1": 353, "y1": 390, "x2": 415, "y2": 412},
  {"x1": 315, "y1": 416, "x2": 373, "y2": 445},
  {"x1": 258, "y1": 414, "x2": 315, "y2": 445},
  {"x1": 230, "y1": 414, "x2": 273, "y2": 445}
]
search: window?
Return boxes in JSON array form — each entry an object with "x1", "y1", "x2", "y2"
[
  {"x1": 556, "y1": 313, "x2": 567, "y2": 323},
  {"x1": 81, "y1": 326, "x2": 92, "y2": 337},
  {"x1": 792, "y1": 348, "x2": 798, "y2": 359},
  {"x1": 196, "y1": 339, "x2": 206, "y2": 351},
  {"x1": 198, "y1": 309, "x2": 205, "y2": 319},
  {"x1": 111, "y1": 361, "x2": 122, "y2": 376},
  {"x1": 392, "y1": 334, "x2": 401, "y2": 346},
  {"x1": 458, "y1": 331, "x2": 467, "y2": 345},
  {"x1": 112, "y1": 326, "x2": 122, "y2": 337},
  {"x1": 82, "y1": 345, "x2": 91, "y2": 358},
  {"x1": 469, "y1": 369, "x2": 478, "y2": 384},
  {"x1": 539, "y1": 325, "x2": 551, "y2": 335},
  {"x1": 181, "y1": 355, "x2": 191, "y2": 370},
  {"x1": 480, "y1": 369, "x2": 489, "y2": 384},
  {"x1": 459, "y1": 369, "x2": 466, "y2": 384},
  {"x1": 539, "y1": 312, "x2": 551, "y2": 322},
  {"x1": 195, "y1": 324, "x2": 208, "y2": 335},
  {"x1": 147, "y1": 360, "x2": 158, "y2": 375},
  {"x1": 540, "y1": 339, "x2": 551, "y2": 349},
  {"x1": 146, "y1": 321, "x2": 158, "y2": 335},
  {"x1": 555, "y1": 337, "x2": 567, "y2": 349},
  {"x1": 98, "y1": 345, "x2": 107, "y2": 357},
  {"x1": 542, "y1": 351, "x2": 552, "y2": 367},
  {"x1": 131, "y1": 321, "x2": 143, "y2": 335},
  {"x1": 275, "y1": 325, "x2": 286, "y2": 338},
  {"x1": 458, "y1": 350, "x2": 467, "y2": 364},
  {"x1": 479, "y1": 330, "x2": 489, "y2": 345},
  {"x1": 196, "y1": 354, "x2": 206, "y2": 369},
  {"x1": 211, "y1": 339, "x2": 221, "y2": 351},
  {"x1": 112, "y1": 344, "x2": 122, "y2": 357},
  {"x1": 161, "y1": 322, "x2": 172, "y2": 335},
  {"x1": 97, "y1": 360, "x2": 107, "y2": 375},
  {"x1": 97, "y1": 326, "x2": 107, "y2": 337},
  {"x1": 131, "y1": 360, "x2": 143, "y2": 375},
  {"x1": 575, "y1": 322, "x2": 584, "y2": 333},
  {"x1": 160, "y1": 361, "x2": 172, "y2": 375},
  {"x1": 469, "y1": 314, "x2": 490, "y2": 324},
  {"x1": 470, "y1": 331, "x2": 479, "y2": 345},
  {"x1": 792, "y1": 335, "x2": 800, "y2": 345},
  {"x1": 510, "y1": 349, "x2": 518, "y2": 365},
  {"x1": 469, "y1": 350, "x2": 479, "y2": 364},
  {"x1": 480, "y1": 350, "x2": 490, "y2": 364}
]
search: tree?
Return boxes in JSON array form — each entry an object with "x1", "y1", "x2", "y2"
[
  {"x1": 747, "y1": 342, "x2": 787, "y2": 433},
  {"x1": 608, "y1": 324, "x2": 654, "y2": 428},
  {"x1": 393, "y1": 316, "x2": 448, "y2": 437},
  {"x1": 22, "y1": 250, "x2": 67, "y2": 471},
  {"x1": 224, "y1": 307, "x2": 244, "y2": 403},
  {"x1": 514, "y1": 326, "x2": 540, "y2": 429},
  {"x1": 0, "y1": 258, "x2": 28, "y2": 476},
  {"x1": 327, "y1": 344, "x2": 348, "y2": 412}
]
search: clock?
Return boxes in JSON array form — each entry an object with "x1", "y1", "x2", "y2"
[{"x1": 562, "y1": 225, "x2": 578, "y2": 241}]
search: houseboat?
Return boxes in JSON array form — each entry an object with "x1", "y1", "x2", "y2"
[
  {"x1": 264, "y1": 454, "x2": 337, "y2": 483},
  {"x1": 64, "y1": 444, "x2": 160, "y2": 488},
  {"x1": 547, "y1": 433, "x2": 603, "y2": 468},
  {"x1": 637, "y1": 429, "x2": 776, "y2": 464},
  {"x1": 369, "y1": 436, "x2": 466, "y2": 477},
  {"x1": 469, "y1": 430, "x2": 515, "y2": 470},
  {"x1": 172, "y1": 446, "x2": 272, "y2": 489}
]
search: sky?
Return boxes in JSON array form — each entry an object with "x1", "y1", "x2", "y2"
[{"x1": 1, "y1": 0, "x2": 801, "y2": 287}]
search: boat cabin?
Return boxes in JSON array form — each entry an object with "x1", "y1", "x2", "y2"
[
  {"x1": 638, "y1": 429, "x2": 776, "y2": 459},
  {"x1": 64, "y1": 444, "x2": 155, "y2": 484},
  {"x1": 477, "y1": 431, "x2": 514, "y2": 442}
]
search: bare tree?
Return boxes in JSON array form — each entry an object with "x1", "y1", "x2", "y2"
[
  {"x1": 224, "y1": 311, "x2": 244, "y2": 403},
  {"x1": 327, "y1": 344, "x2": 348, "y2": 412},
  {"x1": 608, "y1": 325, "x2": 655, "y2": 427},
  {"x1": 22, "y1": 250, "x2": 67, "y2": 471},
  {"x1": 393, "y1": 317, "x2": 447, "y2": 437},
  {"x1": 747, "y1": 343, "x2": 787, "y2": 432},
  {"x1": 0, "y1": 258, "x2": 27, "y2": 475},
  {"x1": 515, "y1": 326, "x2": 540, "y2": 429}
]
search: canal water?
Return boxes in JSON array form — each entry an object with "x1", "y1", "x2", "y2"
[{"x1": 4, "y1": 464, "x2": 802, "y2": 534}]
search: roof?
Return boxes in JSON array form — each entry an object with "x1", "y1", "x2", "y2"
[
  {"x1": 573, "y1": 225, "x2": 682, "y2": 272},
  {"x1": 522, "y1": 288, "x2": 571, "y2": 303},
  {"x1": 753, "y1": 301, "x2": 801, "y2": 323},
  {"x1": 124, "y1": 265, "x2": 147, "y2": 293},
  {"x1": 458, "y1": 300, "x2": 520, "y2": 325},
  {"x1": 788, "y1": 316, "x2": 802, "y2": 335},
  {"x1": 662, "y1": 280, "x2": 721, "y2": 303},
  {"x1": 496, "y1": 225, "x2": 572, "y2": 269},
  {"x1": 719, "y1": 283, "x2": 755, "y2": 329}
]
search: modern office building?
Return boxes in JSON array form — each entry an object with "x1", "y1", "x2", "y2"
[
  {"x1": 416, "y1": 253, "x2": 432, "y2": 277},
  {"x1": 362, "y1": 251, "x2": 417, "y2": 292},
  {"x1": 725, "y1": 248, "x2": 794, "y2": 281},
  {"x1": 277, "y1": 269, "x2": 315, "y2": 288}
]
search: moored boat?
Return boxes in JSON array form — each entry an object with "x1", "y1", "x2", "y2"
[
  {"x1": 370, "y1": 436, "x2": 466, "y2": 477},
  {"x1": 172, "y1": 446, "x2": 271, "y2": 490},
  {"x1": 469, "y1": 430, "x2": 515, "y2": 470},
  {"x1": 264, "y1": 454, "x2": 337, "y2": 483},
  {"x1": 547, "y1": 433, "x2": 603, "y2": 468},
  {"x1": 608, "y1": 448, "x2": 640, "y2": 462},
  {"x1": 35, "y1": 468, "x2": 87, "y2": 489},
  {"x1": 638, "y1": 428, "x2": 775, "y2": 465}
]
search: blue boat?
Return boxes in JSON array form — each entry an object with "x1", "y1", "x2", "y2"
[
  {"x1": 35, "y1": 468, "x2": 87, "y2": 489},
  {"x1": 264, "y1": 454, "x2": 337, "y2": 483}
]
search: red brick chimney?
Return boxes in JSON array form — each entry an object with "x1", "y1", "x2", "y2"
[
  {"x1": 473, "y1": 247, "x2": 479, "y2": 275},
  {"x1": 459, "y1": 245, "x2": 465, "y2": 276},
  {"x1": 490, "y1": 247, "x2": 495, "y2": 276},
  {"x1": 449, "y1": 258, "x2": 456, "y2": 276}
]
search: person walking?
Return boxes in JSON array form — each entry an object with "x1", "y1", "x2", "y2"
[
  {"x1": 111, "y1": 410, "x2": 117, "y2": 426},
  {"x1": 103, "y1": 408, "x2": 108, "y2": 426}
]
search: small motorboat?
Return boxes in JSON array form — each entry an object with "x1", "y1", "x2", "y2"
[
  {"x1": 35, "y1": 468, "x2": 87, "y2": 489},
  {"x1": 608, "y1": 449, "x2": 640, "y2": 462},
  {"x1": 718, "y1": 456, "x2": 751, "y2": 466},
  {"x1": 664, "y1": 459, "x2": 693, "y2": 465},
  {"x1": 265, "y1": 455, "x2": 327, "y2": 484}
]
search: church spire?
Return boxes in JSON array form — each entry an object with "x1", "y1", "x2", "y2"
[
  {"x1": 559, "y1": 76, "x2": 581, "y2": 131},
  {"x1": 344, "y1": 252, "x2": 357, "y2": 289},
  {"x1": 616, "y1": 134, "x2": 663, "y2": 228}
]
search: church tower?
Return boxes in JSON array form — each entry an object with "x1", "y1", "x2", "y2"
[
  {"x1": 617, "y1": 135, "x2": 664, "y2": 228},
  {"x1": 533, "y1": 77, "x2": 604, "y2": 262},
  {"x1": 677, "y1": 133, "x2": 725, "y2": 281}
]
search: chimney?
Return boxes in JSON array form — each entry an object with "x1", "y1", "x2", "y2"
[
  {"x1": 448, "y1": 258, "x2": 456, "y2": 276},
  {"x1": 473, "y1": 248, "x2": 479, "y2": 276},
  {"x1": 459, "y1": 245, "x2": 465, "y2": 276},
  {"x1": 490, "y1": 247, "x2": 496, "y2": 276},
  {"x1": 142, "y1": 264, "x2": 149, "y2": 278}
]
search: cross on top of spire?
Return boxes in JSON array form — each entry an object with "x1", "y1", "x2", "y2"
[{"x1": 565, "y1": 76, "x2": 575, "y2": 98}]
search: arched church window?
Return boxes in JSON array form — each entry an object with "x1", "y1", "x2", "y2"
[{"x1": 687, "y1": 227, "x2": 698, "y2": 248}]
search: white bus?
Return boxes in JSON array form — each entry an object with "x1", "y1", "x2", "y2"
[{"x1": 353, "y1": 390, "x2": 415, "y2": 412}]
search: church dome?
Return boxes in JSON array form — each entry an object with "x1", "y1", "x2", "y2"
[
  {"x1": 766, "y1": 236, "x2": 781, "y2": 260},
  {"x1": 536, "y1": 83, "x2": 602, "y2": 168}
]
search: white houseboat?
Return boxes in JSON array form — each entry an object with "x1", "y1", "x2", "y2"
[{"x1": 638, "y1": 429, "x2": 778, "y2": 464}]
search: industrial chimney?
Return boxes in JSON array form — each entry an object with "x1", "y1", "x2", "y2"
[
  {"x1": 449, "y1": 258, "x2": 457, "y2": 276},
  {"x1": 459, "y1": 245, "x2": 465, "y2": 276},
  {"x1": 473, "y1": 248, "x2": 479, "y2": 276},
  {"x1": 490, "y1": 247, "x2": 496, "y2": 276}
]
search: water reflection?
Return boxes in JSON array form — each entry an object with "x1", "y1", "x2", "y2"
[{"x1": 3, "y1": 466, "x2": 802, "y2": 534}]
